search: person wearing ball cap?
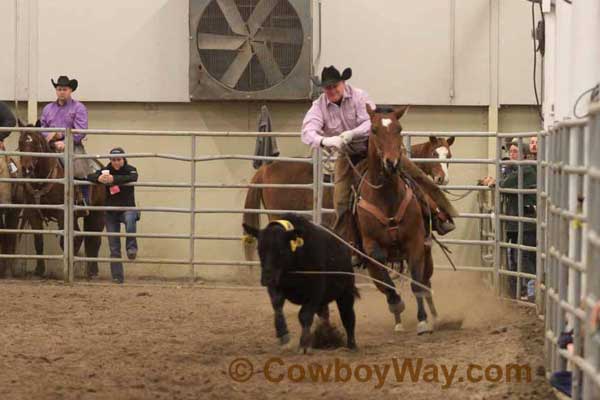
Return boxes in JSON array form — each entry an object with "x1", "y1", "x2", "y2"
[{"x1": 88, "y1": 147, "x2": 139, "y2": 284}]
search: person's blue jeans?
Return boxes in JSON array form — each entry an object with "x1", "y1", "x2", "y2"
[{"x1": 105, "y1": 211, "x2": 138, "y2": 281}]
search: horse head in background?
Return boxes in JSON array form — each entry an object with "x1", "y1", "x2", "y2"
[{"x1": 410, "y1": 136, "x2": 455, "y2": 185}]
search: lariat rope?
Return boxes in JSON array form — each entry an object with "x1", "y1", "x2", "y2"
[{"x1": 307, "y1": 221, "x2": 433, "y2": 294}]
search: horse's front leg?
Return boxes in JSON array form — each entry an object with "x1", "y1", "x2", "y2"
[
  {"x1": 83, "y1": 212, "x2": 103, "y2": 279},
  {"x1": 363, "y1": 237, "x2": 405, "y2": 332},
  {"x1": 267, "y1": 286, "x2": 289, "y2": 346},
  {"x1": 408, "y1": 241, "x2": 431, "y2": 335},
  {"x1": 72, "y1": 218, "x2": 84, "y2": 256},
  {"x1": 26, "y1": 211, "x2": 45, "y2": 277},
  {"x1": 423, "y1": 245, "x2": 438, "y2": 331}
]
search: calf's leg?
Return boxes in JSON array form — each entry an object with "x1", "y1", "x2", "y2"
[
  {"x1": 298, "y1": 304, "x2": 317, "y2": 354},
  {"x1": 317, "y1": 304, "x2": 330, "y2": 325},
  {"x1": 336, "y1": 291, "x2": 357, "y2": 350},
  {"x1": 267, "y1": 286, "x2": 289, "y2": 345}
]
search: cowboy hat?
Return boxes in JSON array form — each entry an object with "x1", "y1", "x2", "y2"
[
  {"x1": 317, "y1": 66, "x2": 352, "y2": 87},
  {"x1": 51, "y1": 76, "x2": 78, "y2": 91}
]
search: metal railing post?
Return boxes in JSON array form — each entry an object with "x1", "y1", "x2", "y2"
[
  {"x1": 516, "y1": 137, "x2": 524, "y2": 299},
  {"x1": 189, "y1": 135, "x2": 197, "y2": 282},
  {"x1": 494, "y1": 133, "x2": 502, "y2": 295},
  {"x1": 63, "y1": 128, "x2": 74, "y2": 283},
  {"x1": 536, "y1": 130, "x2": 544, "y2": 314},
  {"x1": 312, "y1": 148, "x2": 323, "y2": 225}
]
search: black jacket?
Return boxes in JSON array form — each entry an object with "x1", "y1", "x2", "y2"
[
  {"x1": 0, "y1": 102, "x2": 16, "y2": 141},
  {"x1": 88, "y1": 161, "x2": 138, "y2": 207},
  {"x1": 500, "y1": 164, "x2": 537, "y2": 232}
]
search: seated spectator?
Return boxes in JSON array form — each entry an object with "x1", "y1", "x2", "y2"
[
  {"x1": 88, "y1": 148, "x2": 139, "y2": 284},
  {"x1": 482, "y1": 140, "x2": 537, "y2": 300}
]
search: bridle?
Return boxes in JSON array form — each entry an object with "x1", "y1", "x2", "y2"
[{"x1": 19, "y1": 133, "x2": 60, "y2": 208}]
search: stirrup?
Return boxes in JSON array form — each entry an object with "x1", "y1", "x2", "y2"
[{"x1": 436, "y1": 220, "x2": 456, "y2": 235}]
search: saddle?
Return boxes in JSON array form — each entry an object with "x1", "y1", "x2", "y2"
[{"x1": 347, "y1": 158, "x2": 433, "y2": 251}]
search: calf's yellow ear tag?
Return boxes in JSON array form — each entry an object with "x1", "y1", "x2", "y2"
[
  {"x1": 272, "y1": 219, "x2": 304, "y2": 252},
  {"x1": 289, "y1": 237, "x2": 304, "y2": 252}
]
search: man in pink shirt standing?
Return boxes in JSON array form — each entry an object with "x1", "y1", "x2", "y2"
[{"x1": 302, "y1": 66, "x2": 456, "y2": 249}]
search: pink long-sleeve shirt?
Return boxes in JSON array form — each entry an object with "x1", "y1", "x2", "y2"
[{"x1": 301, "y1": 84, "x2": 375, "y2": 154}]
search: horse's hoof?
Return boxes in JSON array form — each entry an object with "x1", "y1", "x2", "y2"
[
  {"x1": 279, "y1": 333, "x2": 290, "y2": 346},
  {"x1": 417, "y1": 321, "x2": 432, "y2": 335},
  {"x1": 298, "y1": 346, "x2": 312, "y2": 355},
  {"x1": 394, "y1": 323, "x2": 405, "y2": 332},
  {"x1": 429, "y1": 316, "x2": 438, "y2": 332}
]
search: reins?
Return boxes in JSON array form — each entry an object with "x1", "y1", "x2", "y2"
[
  {"x1": 343, "y1": 152, "x2": 383, "y2": 190},
  {"x1": 442, "y1": 189, "x2": 474, "y2": 201}
]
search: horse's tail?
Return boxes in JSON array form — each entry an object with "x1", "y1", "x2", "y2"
[{"x1": 242, "y1": 167, "x2": 264, "y2": 260}]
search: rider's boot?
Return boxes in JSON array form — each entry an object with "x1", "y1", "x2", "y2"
[
  {"x1": 333, "y1": 210, "x2": 363, "y2": 267},
  {"x1": 433, "y1": 208, "x2": 456, "y2": 235}
]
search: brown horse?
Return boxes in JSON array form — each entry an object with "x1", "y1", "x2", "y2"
[
  {"x1": 356, "y1": 105, "x2": 437, "y2": 335},
  {"x1": 18, "y1": 128, "x2": 106, "y2": 278},
  {"x1": 242, "y1": 138, "x2": 455, "y2": 257},
  {"x1": 410, "y1": 136, "x2": 455, "y2": 185},
  {"x1": 0, "y1": 143, "x2": 20, "y2": 277}
]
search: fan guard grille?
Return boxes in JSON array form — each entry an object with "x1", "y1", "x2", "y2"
[{"x1": 197, "y1": 0, "x2": 304, "y2": 92}]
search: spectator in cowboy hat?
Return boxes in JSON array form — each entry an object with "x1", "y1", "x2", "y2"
[
  {"x1": 40, "y1": 75, "x2": 95, "y2": 203},
  {"x1": 88, "y1": 147, "x2": 139, "y2": 284}
]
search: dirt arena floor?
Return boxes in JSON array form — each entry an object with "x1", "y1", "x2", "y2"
[{"x1": 0, "y1": 271, "x2": 557, "y2": 400}]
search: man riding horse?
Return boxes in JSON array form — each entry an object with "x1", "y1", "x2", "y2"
[
  {"x1": 40, "y1": 75, "x2": 96, "y2": 203},
  {"x1": 301, "y1": 66, "x2": 458, "y2": 249}
]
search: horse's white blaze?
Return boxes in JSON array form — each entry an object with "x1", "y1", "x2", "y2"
[
  {"x1": 381, "y1": 118, "x2": 392, "y2": 128},
  {"x1": 435, "y1": 147, "x2": 450, "y2": 184},
  {"x1": 26, "y1": 135, "x2": 33, "y2": 143}
]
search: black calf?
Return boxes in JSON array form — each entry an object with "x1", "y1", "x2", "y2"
[{"x1": 243, "y1": 213, "x2": 359, "y2": 353}]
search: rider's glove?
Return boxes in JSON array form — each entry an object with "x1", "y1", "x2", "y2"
[
  {"x1": 321, "y1": 135, "x2": 344, "y2": 150},
  {"x1": 339, "y1": 130, "x2": 355, "y2": 145}
]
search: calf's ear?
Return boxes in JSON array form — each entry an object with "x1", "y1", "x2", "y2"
[
  {"x1": 242, "y1": 223, "x2": 259, "y2": 238},
  {"x1": 447, "y1": 136, "x2": 455, "y2": 146}
]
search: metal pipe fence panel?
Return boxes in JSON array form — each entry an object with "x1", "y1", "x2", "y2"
[
  {"x1": 0, "y1": 127, "x2": 538, "y2": 281},
  {"x1": 539, "y1": 106, "x2": 600, "y2": 399}
]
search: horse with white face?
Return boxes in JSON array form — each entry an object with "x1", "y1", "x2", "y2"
[{"x1": 410, "y1": 136, "x2": 455, "y2": 185}]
